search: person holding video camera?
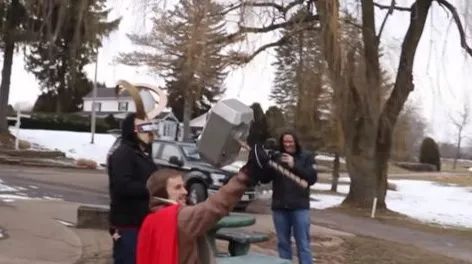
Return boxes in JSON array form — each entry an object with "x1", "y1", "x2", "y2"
[{"x1": 261, "y1": 131, "x2": 317, "y2": 264}]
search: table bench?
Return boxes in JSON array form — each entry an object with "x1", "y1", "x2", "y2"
[{"x1": 216, "y1": 228, "x2": 269, "y2": 256}]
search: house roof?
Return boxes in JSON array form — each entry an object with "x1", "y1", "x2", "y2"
[
  {"x1": 190, "y1": 112, "x2": 208, "y2": 128},
  {"x1": 156, "y1": 111, "x2": 179, "y2": 121},
  {"x1": 83, "y1": 87, "x2": 131, "y2": 99}
]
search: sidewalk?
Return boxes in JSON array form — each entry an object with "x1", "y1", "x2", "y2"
[{"x1": 0, "y1": 199, "x2": 84, "y2": 264}]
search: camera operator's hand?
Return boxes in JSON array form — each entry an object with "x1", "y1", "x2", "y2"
[
  {"x1": 280, "y1": 153, "x2": 294, "y2": 168},
  {"x1": 240, "y1": 144, "x2": 270, "y2": 185}
]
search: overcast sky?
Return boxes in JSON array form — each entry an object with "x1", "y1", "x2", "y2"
[{"x1": 6, "y1": 0, "x2": 472, "y2": 143}]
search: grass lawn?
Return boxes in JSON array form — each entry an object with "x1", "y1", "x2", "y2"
[
  {"x1": 329, "y1": 206, "x2": 472, "y2": 239},
  {"x1": 343, "y1": 235, "x2": 469, "y2": 264}
]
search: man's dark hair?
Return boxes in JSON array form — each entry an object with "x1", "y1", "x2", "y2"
[{"x1": 278, "y1": 131, "x2": 302, "y2": 154}]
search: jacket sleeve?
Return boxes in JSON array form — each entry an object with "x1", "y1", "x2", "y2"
[
  {"x1": 292, "y1": 152, "x2": 317, "y2": 186},
  {"x1": 259, "y1": 167, "x2": 273, "y2": 184},
  {"x1": 109, "y1": 147, "x2": 149, "y2": 198},
  {"x1": 177, "y1": 172, "x2": 249, "y2": 238}
]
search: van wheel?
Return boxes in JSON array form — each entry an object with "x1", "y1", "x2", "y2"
[{"x1": 189, "y1": 183, "x2": 207, "y2": 205}]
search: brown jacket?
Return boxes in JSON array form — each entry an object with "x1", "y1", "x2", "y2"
[{"x1": 177, "y1": 172, "x2": 250, "y2": 264}]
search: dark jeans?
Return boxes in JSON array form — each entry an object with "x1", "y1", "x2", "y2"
[
  {"x1": 112, "y1": 228, "x2": 139, "y2": 264},
  {"x1": 273, "y1": 209, "x2": 313, "y2": 264}
]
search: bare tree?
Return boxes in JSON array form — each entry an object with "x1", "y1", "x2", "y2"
[
  {"x1": 0, "y1": 0, "x2": 102, "y2": 134},
  {"x1": 392, "y1": 103, "x2": 427, "y2": 161},
  {"x1": 449, "y1": 99, "x2": 471, "y2": 169},
  {"x1": 311, "y1": 0, "x2": 472, "y2": 208},
  {"x1": 131, "y1": 0, "x2": 472, "y2": 209},
  {"x1": 221, "y1": 0, "x2": 472, "y2": 208}
]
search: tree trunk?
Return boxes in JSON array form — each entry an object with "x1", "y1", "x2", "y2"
[
  {"x1": 342, "y1": 118, "x2": 385, "y2": 208},
  {"x1": 0, "y1": 38, "x2": 15, "y2": 134},
  {"x1": 56, "y1": 85, "x2": 65, "y2": 113},
  {"x1": 330, "y1": 152, "x2": 340, "y2": 192},
  {"x1": 0, "y1": 0, "x2": 20, "y2": 134},
  {"x1": 453, "y1": 130, "x2": 462, "y2": 170},
  {"x1": 182, "y1": 93, "x2": 192, "y2": 142},
  {"x1": 55, "y1": 64, "x2": 69, "y2": 113}
]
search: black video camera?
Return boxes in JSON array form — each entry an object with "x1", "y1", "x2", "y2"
[{"x1": 263, "y1": 138, "x2": 282, "y2": 161}]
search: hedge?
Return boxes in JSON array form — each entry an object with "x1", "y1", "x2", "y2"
[{"x1": 12, "y1": 113, "x2": 120, "y2": 133}]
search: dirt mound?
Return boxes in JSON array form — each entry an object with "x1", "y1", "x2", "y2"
[{"x1": 0, "y1": 133, "x2": 15, "y2": 148}]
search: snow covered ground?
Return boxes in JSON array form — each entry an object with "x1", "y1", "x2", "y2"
[
  {"x1": 10, "y1": 127, "x2": 116, "y2": 165},
  {"x1": 315, "y1": 154, "x2": 346, "y2": 163},
  {"x1": 7, "y1": 128, "x2": 472, "y2": 229},
  {"x1": 387, "y1": 180, "x2": 472, "y2": 228},
  {"x1": 310, "y1": 180, "x2": 472, "y2": 228}
]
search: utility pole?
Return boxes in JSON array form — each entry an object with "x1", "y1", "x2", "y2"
[{"x1": 90, "y1": 49, "x2": 99, "y2": 144}]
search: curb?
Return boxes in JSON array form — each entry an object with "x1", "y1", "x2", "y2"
[
  {"x1": 77, "y1": 205, "x2": 110, "y2": 230},
  {"x1": 0, "y1": 156, "x2": 104, "y2": 171}
]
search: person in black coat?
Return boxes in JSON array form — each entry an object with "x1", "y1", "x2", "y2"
[
  {"x1": 107, "y1": 113, "x2": 158, "y2": 264},
  {"x1": 261, "y1": 131, "x2": 317, "y2": 264}
]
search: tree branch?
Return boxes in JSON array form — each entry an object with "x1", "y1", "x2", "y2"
[
  {"x1": 221, "y1": 2, "x2": 283, "y2": 16},
  {"x1": 215, "y1": 14, "x2": 319, "y2": 44},
  {"x1": 229, "y1": 25, "x2": 319, "y2": 64},
  {"x1": 231, "y1": 36, "x2": 289, "y2": 64},
  {"x1": 239, "y1": 14, "x2": 319, "y2": 33},
  {"x1": 220, "y1": 0, "x2": 306, "y2": 17},
  {"x1": 435, "y1": 0, "x2": 472, "y2": 56},
  {"x1": 284, "y1": 0, "x2": 307, "y2": 15},
  {"x1": 380, "y1": 0, "x2": 432, "y2": 131},
  {"x1": 377, "y1": 0, "x2": 396, "y2": 43},
  {"x1": 374, "y1": 2, "x2": 411, "y2": 11}
]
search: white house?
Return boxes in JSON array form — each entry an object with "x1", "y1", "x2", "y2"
[
  {"x1": 82, "y1": 87, "x2": 180, "y2": 140},
  {"x1": 153, "y1": 111, "x2": 181, "y2": 141},
  {"x1": 82, "y1": 87, "x2": 136, "y2": 119}
]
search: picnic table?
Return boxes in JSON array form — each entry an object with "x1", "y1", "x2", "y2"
[
  {"x1": 209, "y1": 213, "x2": 291, "y2": 264},
  {"x1": 208, "y1": 213, "x2": 256, "y2": 255}
]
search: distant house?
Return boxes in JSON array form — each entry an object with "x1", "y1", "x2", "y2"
[
  {"x1": 154, "y1": 111, "x2": 181, "y2": 141},
  {"x1": 82, "y1": 87, "x2": 135, "y2": 119},
  {"x1": 82, "y1": 87, "x2": 180, "y2": 140}
]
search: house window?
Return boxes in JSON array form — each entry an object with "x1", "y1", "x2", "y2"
[
  {"x1": 93, "y1": 102, "x2": 102, "y2": 112},
  {"x1": 118, "y1": 102, "x2": 128, "y2": 111},
  {"x1": 164, "y1": 122, "x2": 172, "y2": 136}
]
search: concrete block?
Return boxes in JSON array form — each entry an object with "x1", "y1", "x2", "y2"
[{"x1": 77, "y1": 205, "x2": 110, "y2": 230}]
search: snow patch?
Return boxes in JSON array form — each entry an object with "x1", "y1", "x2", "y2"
[
  {"x1": 387, "y1": 180, "x2": 472, "y2": 228},
  {"x1": 0, "y1": 194, "x2": 36, "y2": 201},
  {"x1": 42, "y1": 196, "x2": 64, "y2": 201},
  {"x1": 310, "y1": 194, "x2": 345, "y2": 210},
  {"x1": 310, "y1": 179, "x2": 472, "y2": 228},
  {"x1": 315, "y1": 154, "x2": 346, "y2": 164},
  {"x1": 311, "y1": 183, "x2": 350, "y2": 194},
  {"x1": 9, "y1": 128, "x2": 116, "y2": 165},
  {"x1": 0, "y1": 183, "x2": 17, "y2": 193},
  {"x1": 56, "y1": 219, "x2": 74, "y2": 227}
]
